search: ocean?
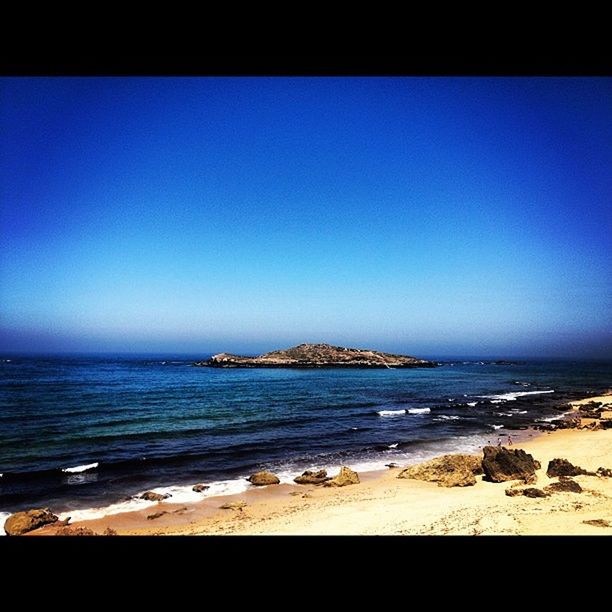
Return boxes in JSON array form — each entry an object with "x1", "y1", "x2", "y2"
[{"x1": 1, "y1": 355, "x2": 611, "y2": 527}]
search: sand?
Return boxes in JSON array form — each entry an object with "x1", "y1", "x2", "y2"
[{"x1": 31, "y1": 394, "x2": 612, "y2": 536}]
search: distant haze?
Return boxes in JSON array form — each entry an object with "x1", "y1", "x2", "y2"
[{"x1": 1, "y1": 77, "x2": 611, "y2": 358}]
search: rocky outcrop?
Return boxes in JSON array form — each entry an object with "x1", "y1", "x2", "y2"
[
  {"x1": 482, "y1": 447, "x2": 540, "y2": 483},
  {"x1": 4, "y1": 508, "x2": 59, "y2": 536},
  {"x1": 582, "y1": 519, "x2": 610, "y2": 528},
  {"x1": 55, "y1": 525, "x2": 97, "y2": 536},
  {"x1": 247, "y1": 471, "x2": 280, "y2": 486},
  {"x1": 294, "y1": 469, "x2": 331, "y2": 485},
  {"x1": 596, "y1": 467, "x2": 612, "y2": 477},
  {"x1": 192, "y1": 484, "x2": 210, "y2": 493},
  {"x1": 195, "y1": 343, "x2": 436, "y2": 369},
  {"x1": 546, "y1": 458, "x2": 590, "y2": 478},
  {"x1": 505, "y1": 487, "x2": 548, "y2": 498},
  {"x1": 140, "y1": 491, "x2": 171, "y2": 502},
  {"x1": 544, "y1": 478, "x2": 583, "y2": 494},
  {"x1": 324, "y1": 466, "x2": 360, "y2": 487},
  {"x1": 397, "y1": 454, "x2": 483, "y2": 487}
]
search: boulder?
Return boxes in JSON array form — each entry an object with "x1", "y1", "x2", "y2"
[
  {"x1": 140, "y1": 491, "x2": 171, "y2": 502},
  {"x1": 247, "y1": 471, "x2": 280, "y2": 486},
  {"x1": 505, "y1": 487, "x2": 548, "y2": 498},
  {"x1": 582, "y1": 519, "x2": 610, "y2": 528},
  {"x1": 324, "y1": 466, "x2": 360, "y2": 487},
  {"x1": 544, "y1": 478, "x2": 583, "y2": 494},
  {"x1": 546, "y1": 458, "x2": 589, "y2": 478},
  {"x1": 596, "y1": 467, "x2": 612, "y2": 477},
  {"x1": 385, "y1": 463, "x2": 399, "y2": 469},
  {"x1": 294, "y1": 469, "x2": 331, "y2": 485},
  {"x1": 147, "y1": 510, "x2": 169, "y2": 520},
  {"x1": 397, "y1": 454, "x2": 483, "y2": 487},
  {"x1": 192, "y1": 484, "x2": 210, "y2": 493},
  {"x1": 556, "y1": 416, "x2": 582, "y2": 430},
  {"x1": 103, "y1": 527, "x2": 118, "y2": 536},
  {"x1": 4, "y1": 508, "x2": 59, "y2": 536},
  {"x1": 481, "y1": 446, "x2": 540, "y2": 483}
]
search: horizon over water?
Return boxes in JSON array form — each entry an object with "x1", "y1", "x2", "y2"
[{"x1": 1, "y1": 352, "x2": 611, "y2": 531}]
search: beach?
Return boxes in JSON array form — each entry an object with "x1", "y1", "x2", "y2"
[{"x1": 26, "y1": 394, "x2": 612, "y2": 536}]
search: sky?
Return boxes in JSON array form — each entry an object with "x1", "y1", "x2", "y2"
[{"x1": 0, "y1": 77, "x2": 611, "y2": 358}]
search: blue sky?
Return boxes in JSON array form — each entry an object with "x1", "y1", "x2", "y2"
[{"x1": 1, "y1": 77, "x2": 610, "y2": 357}]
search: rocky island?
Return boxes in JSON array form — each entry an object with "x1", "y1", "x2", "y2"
[{"x1": 194, "y1": 343, "x2": 436, "y2": 369}]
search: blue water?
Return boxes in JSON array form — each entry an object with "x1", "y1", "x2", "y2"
[{"x1": 1, "y1": 355, "x2": 611, "y2": 515}]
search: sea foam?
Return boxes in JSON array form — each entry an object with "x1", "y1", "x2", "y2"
[
  {"x1": 377, "y1": 409, "x2": 406, "y2": 417},
  {"x1": 61, "y1": 462, "x2": 99, "y2": 474},
  {"x1": 407, "y1": 407, "x2": 431, "y2": 414},
  {"x1": 481, "y1": 390, "x2": 554, "y2": 402}
]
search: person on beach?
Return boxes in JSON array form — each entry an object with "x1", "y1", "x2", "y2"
[
  {"x1": 508, "y1": 435, "x2": 513, "y2": 446},
  {"x1": 497, "y1": 438, "x2": 502, "y2": 446}
]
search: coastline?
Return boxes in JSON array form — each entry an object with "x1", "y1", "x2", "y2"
[{"x1": 23, "y1": 393, "x2": 612, "y2": 536}]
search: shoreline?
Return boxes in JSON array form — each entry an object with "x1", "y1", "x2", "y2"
[{"x1": 20, "y1": 393, "x2": 612, "y2": 536}]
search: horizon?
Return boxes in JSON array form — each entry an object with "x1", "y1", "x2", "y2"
[{"x1": 1, "y1": 77, "x2": 611, "y2": 358}]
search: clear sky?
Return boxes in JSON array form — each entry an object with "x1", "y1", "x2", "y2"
[{"x1": 1, "y1": 77, "x2": 610, "y2": 358}]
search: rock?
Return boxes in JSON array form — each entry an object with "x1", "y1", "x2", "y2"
[
  {"x1": 505, "y1": 487, "x2": 548, "y2": 498},
  {"x1": 294, "y1": 469, "x2": 331, "y2": 485},
  {"x1": 147, "y1": 510, "x2": 169, "y2": 520},
  {"x1": 4, "y1": 508, "x2": 59, "y2": 536},
  {"x1": 481, "y1": 447, "x2": 540, "y2": 483},
  {"x1": 195, "y1": 343, "x2": 436, "y2": 369},
  {"x1": 546, "y1": 458, "x2": 589, "y2": 478},
  {"x1": 103, "y1": 527, "x2": 118, "y2": 535},
  {"x1": 140, "y1": 491, "x2": 171, "y2": 502},
  {"x1": 219, "y1": 500, "x2": 247, "y2": 510},
  {"x1": 55, "y1": 526, "x2": 97, "y2": 536},
  {"x1": 544, "y1": 479, "x2": 583, "y2": 494},
  {"x1": 192, "y1": 484, "x2": 210, "y2": 493},
  {"x1": 324, "y1": 466, "x2": 360, "y2": 487},
  {"x1": 596, "y1": 467, "x2": 612, "y2": 477},
  {"x1": 578, "y1": 410, "x2": 601, "y2": 419},
  {"x1": 601, "y1": 420, "x2": 612, "y2": 430},
  {"x1": 385, "y1": 463, "x2": 399, "y2": 469},
  {"x1": 397, "y1": 454, "x2": 483, "y2": 487},
  {"x1": 582, "y1": 519, "x2": 610, "y2": 528},
  {"x1": 247, "y1": 471, "x2": 280, "y2": 486},
  {"x1": 555, "y1": 416, "x2": 582, "y2": 429}
]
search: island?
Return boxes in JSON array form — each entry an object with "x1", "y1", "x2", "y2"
[{"x1": 194, "y1": 343, "x2": 437, "y2": 369}]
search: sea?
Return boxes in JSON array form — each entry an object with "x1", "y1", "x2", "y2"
[{"x1": 1, "y1": 354, "x2": 611, "y2": 530}]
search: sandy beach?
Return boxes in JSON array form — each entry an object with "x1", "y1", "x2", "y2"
[{"x1": 24, "y1": 394, "x2": 612, "y2": 536}]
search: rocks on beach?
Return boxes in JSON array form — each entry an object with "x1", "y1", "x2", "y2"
[
  {"x1": 247, "y1": 471, "x2": 280, "y2": 486},
  {"x1": 4, "y1": 508, "x2": 59, "y2": 536},
  {"x1": 546, "y1": 458, "x2": 590, "y2": 478},
  {"x1": 324, "y1": 466, "x2": 360, "y2": 487},
  {"x1": 140, "y1": 491, "x2": 172, "y2": 502},
  {"x1": 397, "y1": 454, "x2": 483, "y2": 487},
  {"x1": 481, "y1": 446, "x2": 540, "y2": 483},
  {"x1": 544, "y1": 478, "x2": 583, "y2": 494},
  {"x1": 220, "y1": 500, "x2": 247, "y2": 510},
  {"x1": 192, "y1": 484, "x2": 210, "y2": 493},
  {"x1": 294, "y1": 469, "x2": 331, "y2": 485}
]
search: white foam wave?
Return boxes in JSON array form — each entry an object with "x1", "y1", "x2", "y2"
[
  {"x1": 388, "y1": 443, "x2": 399, "y2": 448},
  {"x1": 435, "y1": 415, "x2": 461, "y2": 421},
  {"x1": 489, "y1": 424, "x2": 504, "y2": 430},
  {"x1": 0, "y1": 512, "x2": 10, "y2": 536},
  {"x1": 467, "y1": 402, "x2": 477, "y2": 407},
  {"x1": 62, "y1": 462, "x2": 99, "y2": 474},
  {"x1": 481, "y1": 390, "x2": 554, "y2": 401},
  {"x1": 377, "y1": 409, "x2": 406, "y2": 417},
  {"x1": 407, "y1": 407, "x2": 431, "y2": 414}
]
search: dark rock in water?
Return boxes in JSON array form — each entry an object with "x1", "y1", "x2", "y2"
[
  {"x1": 385, "y1": 463, "x2": 399, "y2": 469},
  {"x1": 546, "y1": 458, "x2": 590, "y2": 478},
  {"x1": 397, "y1": 454, "x2": 483, "y2": 487},
  {"x1": 294, "y1": 469, "x2": 331, "y2": 485},
  {"x1": 578, "y1": 410, "x2": 601, "y2": 419},
  {"x1": 582, "y1": 519, "x2": 610, "y2": 528},
  {"x1": 504, "y1": 424, "x2": 529, "y2": 430},
  {"x1": 482, "y1": 446, "x2": 539, "y2": 483},
  {"x1": 4, "y1": 508, "x2": 59, "y2": 536},
  {"x1": 535, "y1": 423, "x2": 557, "y2": 431},
  {"x1": 192, "y1": 483, "x2": 210, "y2": 493},
  {"x1": 194, "y1": 343, "x2": 436, "y2": 369},
  {"x1": 140, "y1": 491, "x2": 171, "y2": 502},
  {"x1": 324, "y1": 466, "x2": 360, "y2": 487},
  {"x1": 555, "y1": 416, "x2": 582, "y2": 430},
  {"x1": 247, "y1": 471, "x2": 280, "y2": 486},
  {"x1": 544, "y1": 479, "x2": 583, "y2": 494},
  {"x1": 596, "y1": 467, "x2": 612, "y2": 477}
]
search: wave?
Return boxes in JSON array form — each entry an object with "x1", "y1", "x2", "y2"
[
  {"x1": 377, "y1": 409, "x2": 406, "y2": 417},
  {"x1": 0, "y1": 512, "x2": 10, "y2": 535},
  {"x1": 435, "y1": 415, "x2": 460, "y2": 421},
  {"x1": 481, "y1": 390, "x2": 554, "y2": 401},
  {"x1": 407, "y1": 408, "x2": 431, "y2": 414},
  {"x1": 489, "y1": 424, "x2": 504, "y2": 430},
  {"x1": 467, "y1": 402, "x2": 477, "y2": 407},
  {"x1": 61, "y1": 462, "x2": 99, "y2": 474},
  {"x1": 388, "y1": 443, "x2": 399, "y2": 448}
]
